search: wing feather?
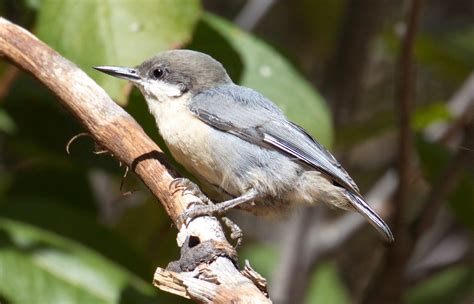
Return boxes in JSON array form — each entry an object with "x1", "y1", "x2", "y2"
[{"x1": 189, "y1": 84, "x2": 359, "y2": 193}]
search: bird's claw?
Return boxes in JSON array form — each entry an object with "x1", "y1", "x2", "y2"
[
  {"x1": 222, "y1": 217, "x2": 243, "y2": 249},
  {"x1": 170, "y1": 178, "x2": 212, "y2": 205}
]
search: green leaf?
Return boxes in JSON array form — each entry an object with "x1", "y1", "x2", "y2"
[
  {"x1": 0, "y1": 198, "x2": 152, "y2": 279},
  {"x1": 114, "y1": 197, "x2": 181, "y2": 266},
  {"x1": 190, "y1": 13, "x2": 333, "y2": 147},
  {"x1": 305, "y1": 262, "x2": 350, "y2": 304},
  {"x1": 0, "y1": 217, "x2": 159, "y2": 303},
  {"x1": 449, "y1": 174, "x2": 474, "y2": 230},
  {"x1": 406, "y1": 266, "x2": 472, "y2": 304},
  {"x1": 36, "y1": 0, "x2": 201, "y2": 105},
  {"x1": 0, "y1": 109, "x2": 16, "y2": 134},
  {"x1": 412, "y1": 102, "x2": 452, "y2": 130},
  {"x1": 416, "y1": 137, "x2": 474, "y2": 230},
  {"x1": 338, "y1": 103, "x2": 452, "y2": 149},
  {"x1": 382, "y1": 30, "x2": 473, "y2": 84}
]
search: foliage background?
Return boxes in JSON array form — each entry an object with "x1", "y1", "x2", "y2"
[{"x1": 0, "y1": 0, "x2": 472, "y2": 303}]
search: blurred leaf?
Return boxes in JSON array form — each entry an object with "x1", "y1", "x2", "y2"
[
  {"x1": 415, "y1": 34, "x2": 474, "y2": 84},
  {"x1": 382, "y1": 30, "x2": 473, "y2": 84},
  {"x1": 187, "y1": 19, "x2": 244, "y2": 83},
  {"x1": 0, "y1": 216, "x2": 160, "y2": 303},
  {"x1": 412, "y1": 103, "x2": 452, "y2": 130},
  {"x1": 449, "y1": 174, "x2": 474, "y2": 230},
  {"x1": 450, "y1": 26, "x2": 474, "y2": 59},
  {"x1": 115, "y1": 198, "x2": 180, "y2": 266},
  {"x1": 416, "y1": 137, "x2": 474, "y2": 230},
  {"x1": 338, "y1": 103, "x2": 451, "y2": 148},
  {"x1": 0, "y1": 109, "x2": 16, "y2": 134},
  {"x1": 191, "y1": 13, "x2": 333, "y2": 147},
  {"x1": 305, "y1": 262, "x2": 350, "y2": 304},
  {"x1": 406, "y1": 266, "x2": 472, "y2": 304},
  {"x1": 36, "y1": 0, "x2": 201, "y2": 104},
  {"x1": 239, "y1": 242, "x2": 278, "y2": 281},
  {"x1": 25, "y1": 0, "x2": 42, "y2": 10},
  {"x1": 0, "y1": 172, "x2": 12, "y2": 198},
  {"x1": 416, "y1": 136, "x2": 452, "y2": 185},
  {"x1": 0, "y1": 198, "x2": 152, "y2": 279}
]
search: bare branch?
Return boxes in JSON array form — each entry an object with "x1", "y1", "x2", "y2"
[
  {"x1": 234, "y1": 0, "x2": 276, "y2": 32},
  {"x1": 0, "y1": 17, "x2": 270, "y2": 303},
  {"x1": 322, "y1": 0, "x2": 389, "y2": 126},
  {"x1": 364, "y1": 1, "x2": 425, "y2": 303}
]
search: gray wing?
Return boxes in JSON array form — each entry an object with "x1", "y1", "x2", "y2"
[{"x1": 188, "y1": 84, "x2": 360, "y2": 194}]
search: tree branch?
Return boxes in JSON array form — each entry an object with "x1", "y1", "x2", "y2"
[
  {"x1": 0, "y1": 17, "x2": 270, "y2": 303},
  {"x1": 322, "y1": 0, "x2": 389, "y2": 126},
  {"x1": 364, "y1": 1, "x2": 425, "y2": 303}
]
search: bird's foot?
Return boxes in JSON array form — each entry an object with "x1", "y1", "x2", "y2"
[
  {"x1": 170, "y1": 178, "x2": 212, "y2": 205},
  {"x1": 222, "y1": 216, "x2": 243, "y2": 249}
]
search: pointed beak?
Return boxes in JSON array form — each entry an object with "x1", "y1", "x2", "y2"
[{"x1": 93, "y1": 66, "x2": 140, "y2": 81}]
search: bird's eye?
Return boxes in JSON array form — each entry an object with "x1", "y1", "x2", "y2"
[{"x1": 151, "y1": 68, "x2": 164, "y2": 79}]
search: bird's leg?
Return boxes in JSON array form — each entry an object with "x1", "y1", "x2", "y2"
[
  {"x1": 222, "y1": 216, "x2": 243, "y2": 249},
  {"x1": 180, "y1": 189, "x2": 259, "y2": 223}
]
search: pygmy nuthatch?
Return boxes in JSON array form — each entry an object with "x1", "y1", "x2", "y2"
[{"x1": 95, "y1": 50, "x2": 394, "y2": 242}]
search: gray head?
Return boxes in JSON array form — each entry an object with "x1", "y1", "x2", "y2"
[{"x1": 95, "y1": 50, "x2": 232, "y2": 99}]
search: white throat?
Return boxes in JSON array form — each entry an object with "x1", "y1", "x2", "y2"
[
  {"x1": 139, "y1": 79, "x2": 184, "y2": 100},
  {"x1": 137, "y1": 80, "x2": 193, "y2": 136}
]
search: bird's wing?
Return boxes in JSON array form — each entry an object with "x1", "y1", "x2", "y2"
[{"x1": 188, "y1": 84, "x2": 360, "y2": 194}]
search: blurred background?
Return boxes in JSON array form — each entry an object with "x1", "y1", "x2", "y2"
[{"x1": 0, "y1": 0, "x2": 472, "y2": 303}]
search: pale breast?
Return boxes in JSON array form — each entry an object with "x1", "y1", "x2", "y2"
[{"x1": 148, "y1": 97, "x2": 223, "y2": 186}]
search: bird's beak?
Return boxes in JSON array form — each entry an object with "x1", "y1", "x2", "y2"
[{"x1": 93, "y1": 66, "x2": 140, "y2": 82}]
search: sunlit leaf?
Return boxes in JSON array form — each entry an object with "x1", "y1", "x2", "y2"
[
  {"x1": 37, "y1": 0, "x2": 201, "y2": 104},
  {"x1": 412, "y1": 102, "x2": 452, "y2": 130},
  {"x1": 0, "y1": 109, "x2": 16, "y2": 134}
]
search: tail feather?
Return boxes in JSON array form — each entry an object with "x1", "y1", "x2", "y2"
[{"x1": 344, "y1": 190, "x2": 394, "y2": 243}]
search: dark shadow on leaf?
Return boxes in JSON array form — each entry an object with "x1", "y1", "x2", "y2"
[{"x1": 188, "y1": 19, "x2": 244, "y2": 83}]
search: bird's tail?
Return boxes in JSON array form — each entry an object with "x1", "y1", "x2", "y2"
[{"x1": 343, "y1": 190, "x2": 394, "y2": 243}]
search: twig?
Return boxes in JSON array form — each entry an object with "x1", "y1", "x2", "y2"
[
  {"x1": 272, "y1": 22, "x2": 473, "y2": 304},
  {"x1": 234, "y1": 0, "x2": 276, "y2": 31},
  {"x1": 322, "y1": 0, "x2": 389, "y2": 126},
  {"x1": 364, "y1": 1, "x2": 425, "y2": 303},
  {"x1": 0, "y1": 17, "x2": 270, "y2": 303},
  {"x1": 271, "y1": 2, "x2": 390, "y2": 301},
  {"x1": 407, "y1": 232, "x2": 472, "y2": 285}
]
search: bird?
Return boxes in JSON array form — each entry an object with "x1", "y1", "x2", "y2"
[{"x1": 94, "y1": 49, "x2": 394, "y2": 242}]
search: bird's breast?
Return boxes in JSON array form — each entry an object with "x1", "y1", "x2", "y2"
[{"x1": 148, "y1": 98, "x2": 222, "y2": 185}]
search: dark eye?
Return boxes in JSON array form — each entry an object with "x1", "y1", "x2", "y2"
[{"x1": 151, "y1": 68, "x2": 164, "y2": 79}]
